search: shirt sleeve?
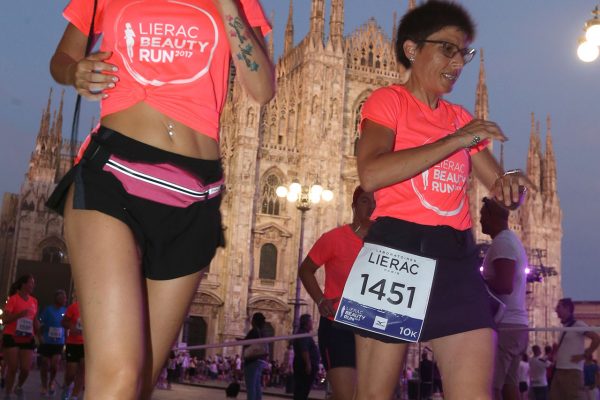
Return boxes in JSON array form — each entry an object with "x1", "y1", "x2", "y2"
[
  {"x1": 64, "y1": 305, "x2": 75, "y2": 321},
  {"x1": 306, "y1": 231, "x2": 334, "y2": 267},
  {"x1": 360, "y1": 86, "x2": 401, "y2": 133},
  {"x1": 239, "y1": 0, "x2": 272, "y2": 36},
  {"x1": 63, "y1": 0, "x2": 104, "y2": 37}
]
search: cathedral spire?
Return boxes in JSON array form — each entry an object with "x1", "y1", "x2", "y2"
[
  {"x1": 284, "y1": 0, "x2": 294, "y2": 54},
  {"x1": 309, "y1": 0, "x2": 325, "y2": 46},
  {"x1": 544, "y1": 114, "x2": 557, "y2": 197},
  {"x1": 526, "y1": 112, "x2": 542, "y2": 188},
  {"x1": 392, "y1": 11, "x2": 398, "y2": 42},
  {"x1": 268, "y1": 11, "x2": 275, "y2": 59},
  {"x1": 38, "y1": 88, "x2": 53, "y2": 139},
  {"x1": 408, "y1": 0, "x2": 417, "y2": 10},
  {"x1": 328, "y1": 0, "x2": 344, "y2": 51},
  {"x1": 474, "y1": 49, "x2": 488, "y2": 121},
  {"x1": 53, "y1": 90, "x2": 64, "y2": 139}
]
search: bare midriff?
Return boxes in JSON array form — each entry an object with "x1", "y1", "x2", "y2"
[{"x1": 101, "y1": 101, "x2": 220, "y2": 161}]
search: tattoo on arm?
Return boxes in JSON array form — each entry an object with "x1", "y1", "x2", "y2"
[{"x1": 227, "y1": 15, "x2": 259, "y2": 72}]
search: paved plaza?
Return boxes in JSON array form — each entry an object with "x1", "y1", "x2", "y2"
[{"x1": 7, "y1": 369, "x2": 327, "y2": 399}]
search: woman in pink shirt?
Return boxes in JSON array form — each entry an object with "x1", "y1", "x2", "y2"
[
  {"x1": 47, "y1": 0, "x2": 275, "y2": 398},
  {"x1": 355, "y1": 1, "x2": 533, "y2": 399},
  {"x1": 299, "y1": 187, "x2": 375, "y2": 400},
  {"x1": 2, "y1": 274, "x2": 38, "y2": 398}
]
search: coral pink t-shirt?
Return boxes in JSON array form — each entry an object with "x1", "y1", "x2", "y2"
[
  {"x1": 360, "y1": 85, "x2": 487, "y2": 230},
  {"x1": 3, "y1": 294, "x2": 38, "y2": 336},
  {"x1": 307, "y1": 225, "x2": 364, "y2": 320},
  {"x1": 63, "y1": 0, "x2": 271, "y2": 141},
  {"x1": 64, "y1": 302, "x2": 84, "y2": 345}
]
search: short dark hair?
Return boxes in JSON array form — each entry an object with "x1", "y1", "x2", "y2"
[
  {"x1": 482, "y1": 197, "x2": 509, "y2": 221},
  {"x1": 558, "y1": 298, "x2": 575, "y2": 314},
  {"x1": 299, "y1": 314, "x2": 312, "y2": 330},
  {"x1": 395, "y1": 0, "x2": 476, "y2": 68},
  {"x1": 9, "y1": 274, "x2": 34, "y2": 296}
]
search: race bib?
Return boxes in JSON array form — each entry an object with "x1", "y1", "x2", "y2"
[
  {"x1": 16, "y1": 318, "x2": 33, "y2": 336},
  {"x1": 48, "y1": 327, "x2": 64, "y2": 339},
  {"x1": 334, "y1": 243, "x2": 437, "y2": 342}
]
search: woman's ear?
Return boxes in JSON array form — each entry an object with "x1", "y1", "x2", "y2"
[{"x1": 403, "y1": 40, "x2": 417, "y2": 62}]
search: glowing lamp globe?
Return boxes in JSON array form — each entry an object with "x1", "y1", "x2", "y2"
[
  {"x1": 586, "y1": 22, "x2": 600, "y2": 46},
  {"x1": 577, "y1": 40, "x2": 599, "y2": 62}
]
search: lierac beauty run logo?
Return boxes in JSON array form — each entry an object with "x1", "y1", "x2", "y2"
[
  {"x1": 114, "y1": 0, "x2": 219, "y2": 86},
  {"x1": 411, "y1": 138, "x2": 467, "y2": 217}
]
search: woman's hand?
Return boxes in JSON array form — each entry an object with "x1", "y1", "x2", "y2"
[
  {"x1": 70, "y1": 51, "x2": 118, "y2": 101},
  {"x1": 492, "y1": 169, "x2": 536, "y2": 209},
  {"x1": 454, "y1": 119, "x2": 507, "y2": 149},
  {"x1": 317, "y1": 297, "x2": 339, "y2": 318}
]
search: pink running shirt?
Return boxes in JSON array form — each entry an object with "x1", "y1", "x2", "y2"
[
  {"x1": 64, "y1": 302, "x2": 84, "y2": 345},
  {"x1": 360, "y1": 85, "x2": 487, "y2": 230},
  {"x1": 63, "y1": 0, "x2": 271, "y2": 141},
  {"x1": 307, "y1": 225, "x2": 364, "y2": 320},
  {"x1": 3, "y1": 294, "x2": 38, "y2": 337}
]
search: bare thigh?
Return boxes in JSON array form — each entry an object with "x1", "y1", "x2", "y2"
[
  {"x1": 63, "y1": 186, "x2": 147, "y2": 397},
  {"x1": 327, "y1": 367, "x2": 356, "y2": 400},
  {"x1": 354, "y1": 335, "x2": 407, "y2": 400},
  {"x1": 431, "y1": 328, "x2": 496, "y2": 400},
  {"x1": 140, "y1": 271, "x2": 203, "y2": 399}
]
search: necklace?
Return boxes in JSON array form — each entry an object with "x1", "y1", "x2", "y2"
[
  {"x1": 167, "y1": 121, "x2": 175, "y2": 137},
  {"x1": 353, "y1": 223, "x2": 361, "y2": 233}
]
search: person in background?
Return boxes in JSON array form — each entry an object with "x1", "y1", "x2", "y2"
[
  {"x1": 48, "y1": 0, "x2": 275, "y2": 397},
  {"x1": 298, "y1": 186, "x2": 375, "y2": 400},
  {"x1": 583, "y1": 352, "x2": 599, "y2": 400},
  {"x1": 38, "y1": 289, "x2": 68, "y2": 397},
  {"x1": 292, "y1": 314, "x2": 320, "y2": 400},
  {"x1": 529, "y1": 345, "x2": 551, "y2": 400},
  {"x1": 550, "y1": 298, "x2": 600, "y2": 400},
  {"x1": 2, "y1": 274, "x2": 38, "y2": 399},
  {"x1": 517, "y1": 353, "x2": 529, "y2": 400},
  {"x1": 480, "y1": 197, "x2": 529, "y2": 400},
  {"x1": 243, "y1": 312, "x2": 269, "y2": 400},
  {"x1": 62, "y1": 298, "x2": 85, "y2": 400}
]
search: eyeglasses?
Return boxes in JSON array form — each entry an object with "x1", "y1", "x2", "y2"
[{"x1": 417, "y1": 40, "x2": 477, "y2": 64}]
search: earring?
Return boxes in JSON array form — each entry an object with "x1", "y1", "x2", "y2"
[{"x1": 409, "y1": 56, "x2": 415, "y2": 63}]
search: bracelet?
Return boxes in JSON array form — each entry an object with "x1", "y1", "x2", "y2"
[
  {"x1": 464, "y1": 134, "x2": 481, "y2": 149},
  {"x1": 317, "y1": 297, "x2": 326, "y2": 307}
]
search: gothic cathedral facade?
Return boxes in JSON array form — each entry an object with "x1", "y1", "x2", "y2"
[{"x1": 0, "y1": 0, "x2": 562, "y2": 358}]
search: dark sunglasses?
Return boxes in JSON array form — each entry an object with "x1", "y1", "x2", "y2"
[{"x1": 416, "y1": 40, "x2": 476, "y2": 64}]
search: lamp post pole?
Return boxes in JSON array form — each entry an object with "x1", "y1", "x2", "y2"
[
  {"x1": 276, "y1": 180, "x2": 333, "y2": 334},
  {"x1": 293, "y1": 208, "x2": 307, "y2": 333}
]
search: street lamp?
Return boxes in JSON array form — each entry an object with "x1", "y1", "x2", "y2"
[
  {"x1": 577, "y1": 5, "x2": 600, "y2": 62},
  {"x1": 276, "y1": 180, "x2": 333, "y2": 332}
]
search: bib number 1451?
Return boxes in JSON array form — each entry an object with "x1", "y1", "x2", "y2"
[{"x1": 359, "y1": 274, "x2": 415, "y2": 307}]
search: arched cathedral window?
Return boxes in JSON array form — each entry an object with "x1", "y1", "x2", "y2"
[
  {"x1": 42, "y1": 246, "x2": 64, "y2": 263},
  {"x1": 258, "y1": 243, "x2": 277, "y2": 280},
  {"x1": 261, "y1": 174, "x2": 282, "y2": 215}
]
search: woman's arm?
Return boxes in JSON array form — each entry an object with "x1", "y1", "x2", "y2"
[
  {"x1": 2, "y1": 309, "x2": 28, "y2": 325},
  {"x1": 50, "y1": 24, "x2": 118, "y2": 101},
  {"x1": 213, "y1": 0, "x2": 275, "y2": 104},
  {"x1": 357, "y1": 118, "x2": 508, "y2": 193},
  {"x1": 298, "y1": 257, "x2": 336, "y2": 318}
]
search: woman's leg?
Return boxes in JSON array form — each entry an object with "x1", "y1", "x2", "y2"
[
  {"x1": 15, "y1": 348, "x2": 33, "y2": 389},
  {"x1": 326, "y1": 367, "x2": 356, "y2": 400},
  {"x1": 72, "y1": 360, "x2": 85, "y2": 398},
  {"x1": 431, "y1": 328, "x2": 496, "y2": 400},
  {"x1": 64, "y1": 188, "x2": 147, "y2": 399},
  {"x1": 3, "y1": 347, "x2": 18, "y2": 395},
  {"x1": 139, "y1": 271, "x2": 203, "y2": 399},
  {"x1": 63, "y1": 361, "x2": 77, "y2": 397},
  {"x1": 354, "y1": 335, "x2": 407, "y2": 400}
]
